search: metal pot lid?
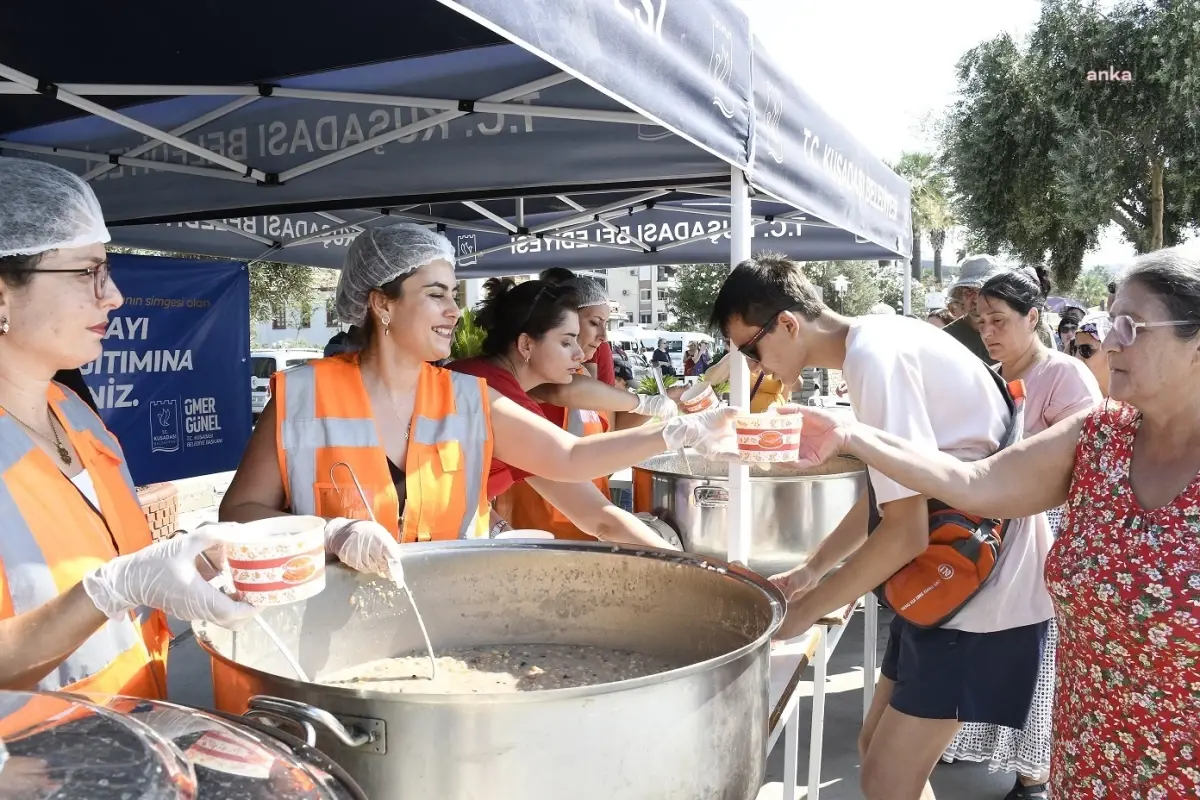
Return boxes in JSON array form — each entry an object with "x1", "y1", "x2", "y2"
[
  {"x1": 0, "y1": 690, "x2": 197, "y2": 799},
  {"x1": 81, "y1": 696, "x2": 354, "y2": 800}
]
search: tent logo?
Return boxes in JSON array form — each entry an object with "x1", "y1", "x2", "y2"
[
  {"x1": 637, "y1": 125, "x2": 673, "y2": 142},
  {"x1": 709, "y1": 18, "x2": 735, "y2": 119},
  {"x1": 763, "y1": 83, "x2": 785, "y2": 164},
  {"x1": 149, "y1": 398, "x2": 180, "y2": 454},
  {"x1": 456, "y1": 234, "x2": 478, "y2": 266}
]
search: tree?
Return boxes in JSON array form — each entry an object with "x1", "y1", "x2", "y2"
[
  {"x1": 1069, "y1": 265, "x2": 1112, "y2": 309},
  {"x1": 248, "y1": 262, "x2": 319, "y2": 324},
  {"x1": 893, "y1": 152, "x2": 956, "y2": 284},
  {"x1": 666, "y1": 263, "x2": 729, "y2": 330},
  {"x1": 941, "y1": 0, "x2": 1200, "y2": 288}
]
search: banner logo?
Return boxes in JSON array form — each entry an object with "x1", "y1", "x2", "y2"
[
  {"x1": 764, "y1": 83, "x2": 785, "y2": 164},
  {"x1": 709, "y1": 18, "x2": 735, "y2": 119},
  {"x1": 456, "y1": 234, "x2": 478, "y2": 266},
  {"x1": 149, "y1": 399, "x2": 180, "y2": 454},
  {"x1": 637, "y1": 124, "x2": 674, "y2": 142},
  {"x1": 613, "y1": 0, "x2": 668, "y2": 40}
]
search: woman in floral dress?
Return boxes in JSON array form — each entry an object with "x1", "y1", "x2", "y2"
[{"x1": 784, "y1": 248, "x2": 1200, "y2": 798}]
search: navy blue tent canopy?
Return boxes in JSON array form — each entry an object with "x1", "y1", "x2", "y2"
[{"x1": 0, "y1": 0, "x2": 911, "y2": 274}]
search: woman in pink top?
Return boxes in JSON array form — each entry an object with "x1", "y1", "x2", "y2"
[{"x1": 941, "y1": 265, "x2": 1102, "y2": 799}]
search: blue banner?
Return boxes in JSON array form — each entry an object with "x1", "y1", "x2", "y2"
[{"x1": 80, "y1": 254, "x2": 251, "y2": 485}]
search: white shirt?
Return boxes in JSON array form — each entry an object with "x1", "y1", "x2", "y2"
[
  {"x1": 844, "y1": 316, "x2": 1053, "y2": 632},
  {"x1": 70, "y1": 469, "x2": 101, "y2": 510}
]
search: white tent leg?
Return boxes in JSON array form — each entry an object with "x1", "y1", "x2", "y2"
[
  {"x1": 902, "y1": 260, "x2": 912, "y2": 315},
  {"x1": 863, "y1": 593, "x2": 878, "y2": 720},
  {"x1": 727, "y1": 166, "x2": 752, "y2": 566}
]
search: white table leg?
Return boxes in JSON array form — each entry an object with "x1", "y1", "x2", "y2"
[
  {"x1": 862, "y1": 593, "x2": 878, "y2": 720},
  {"x1": 783, "y1": 698, "x2": 800, "y2": 799},
  {"x1": 808, "y1": 625, "x2": 829, "y2": 799}
]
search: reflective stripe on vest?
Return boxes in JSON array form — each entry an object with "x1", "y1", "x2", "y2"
[
  {"x1": 280, "y1": 362, "x2": 489, "y2": 540},
  {"x1": 566, "y1": 408, "x2": 605, "y2": 438},
  {"x1": 0, "y1": 410, "x2": 143, "y2": 692}
]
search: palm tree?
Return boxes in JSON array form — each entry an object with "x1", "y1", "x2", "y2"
[{"x1": 894, "y1": 151, "x2": 955, "y2": 285}]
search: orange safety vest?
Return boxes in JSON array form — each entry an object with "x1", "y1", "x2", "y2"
[
  {"x1": 272, "y1": 354, "x2": 494, "y2": 542},
  {"x1": 502, "y1": 405, "x2": 610, "y2": 540},
  {"x1": 0, "y1": 384, "x2": 169, "y2": 699}
]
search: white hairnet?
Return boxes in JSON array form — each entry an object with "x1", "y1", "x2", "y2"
[
  {"x1": 335, "y1": 223, "x2": 456, "y2": 326},
  {"x1": 0, "y1": 157, "x2": 111, "y2": 257},
  {"x1": 561, "y1": 276, "x2": 608, "y2": 309}
]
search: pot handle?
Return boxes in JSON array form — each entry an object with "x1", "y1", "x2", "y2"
[
  {"x1": 693, "y1": 487, "x2": 729, "y2": 508},
  {"x1": 244, "y1": 695, "x2": 372, "y2": 749}
]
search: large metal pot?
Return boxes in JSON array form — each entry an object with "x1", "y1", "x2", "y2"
[
  {"x1": 195, "y1": 542, "x2": 784, "y2": 800},
  {"x1": 633, "y1": 451, "x2": 867, "y2": 578}
]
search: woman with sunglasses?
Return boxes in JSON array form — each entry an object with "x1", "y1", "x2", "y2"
[
  {"x1": 1070, "y1": 314, "x2": 1111, "y2": 396},
  {"x1": 943, "y1": 266, "x2": 1102, "y2": 798},
  {"x1": 0, "y1": 158, "x2": 259, "y2": 700},
  {"x1": 450, "y1": 276, "x2": 675, "y2": 546},
  {"x1": 783, "y1": 247, "x2": 1200, "y2": 800}
]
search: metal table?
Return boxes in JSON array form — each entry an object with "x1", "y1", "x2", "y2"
[{"x1": 765, "y1": 600, "x2": 860, "y2": 800}]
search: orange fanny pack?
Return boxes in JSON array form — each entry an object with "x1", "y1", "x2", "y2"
[{"x1": 868, "y1": 368, "x2": 1026, "y2": 629}]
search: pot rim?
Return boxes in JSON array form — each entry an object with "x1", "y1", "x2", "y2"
[
  {"x1": 194, "y1": 542, "x2": 786, "y2": 705},
  {"x1": 631, "y1": 460, "x2": 865, "y2": 482}
]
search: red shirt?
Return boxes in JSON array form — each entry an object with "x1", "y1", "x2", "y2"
[
  {"x1": 447, "y1": 357, "x2": 544, "y2": 498},
  {"x1": 587, "y1": 341, "x2": 616, "y2": 386}
]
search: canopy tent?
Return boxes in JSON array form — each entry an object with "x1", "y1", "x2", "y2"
[
  {"x1": 0, "y1": 0, "x2": 911, "y2": 582},
  {"x1": 0, "y1": 0, "x2": 911, "y2": 275}
]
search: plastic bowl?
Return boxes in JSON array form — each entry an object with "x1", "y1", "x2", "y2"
[
  {"x1": 224, "y1": 515, "x2": 327, "y2": 607},
  {"x1": 734, "y1": 412, "x2": 803, "y2": 463}
]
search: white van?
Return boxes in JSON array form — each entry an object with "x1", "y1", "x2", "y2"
[
  {"x1": 658, "y1": 331, "x2": 715, "y2": 375},
  {"x1": 250, "y1": 348, "x2": 323, "y2": 419}
]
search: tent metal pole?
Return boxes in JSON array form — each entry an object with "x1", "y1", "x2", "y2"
[
  {"x1": 902, "y1": 259, "x2": 912, "y2": 315},
  {"x1": 0, "y1": 62, "x2": 268, "y2": 182},
  {"x1": 278, "y1": 72, "x2": 572, "y2": 183},
  {"x1": 516, "y1": 198, "x2": 525, "y2": 227},
  {"x1": 56, "y1": 84, "x2": 259, "y2": 96},
  {"x1": 463, "y1": 201, "x2": 519, "y2": 232},
  {"x1": 555, "y1": 195, "x2": 651, "y2": 251},
  {"x1": 386, "y1": 211, "x2": 510, "y2": 236},
  {"x1": 200, "y1": 220, "x2": 278, "y2": 246},
  {"x1": 529, "y1": 189, "x2": 669, "y2": 234},
  {"x1": 727, "y1": 166, "x2": 753, "y2": 567},
  {"x1": 281, "y1": 215, "x2": 385, "y2": 249},
  {"x1": 656, "y1": 219, "x2": 766, "y2": 252},
  {"x1": 83, "y1": 95, "x2": 259, "y2": 182},
  {"x1": 0, "y1": 141, "x2": 256, "y2": 183}
]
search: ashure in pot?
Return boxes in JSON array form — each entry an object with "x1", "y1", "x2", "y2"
[{"x1": 195, "y1": 542, "x2": 785, "y2": 800}]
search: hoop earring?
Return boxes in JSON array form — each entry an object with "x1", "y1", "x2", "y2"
[
  {"x1": 381, "y1": 314, "x2": 390, "y2": 336},
  {"x1": 0, "y1": 317, "x2": 8, "y2": 335}
]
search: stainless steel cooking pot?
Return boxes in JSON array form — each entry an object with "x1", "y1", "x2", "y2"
[
  {"x1": 195, "y1": 542, "x2": 785, "y2": 800},
  {"x1": 633, "y1": 451, "x2": 867, "y2": 578}
]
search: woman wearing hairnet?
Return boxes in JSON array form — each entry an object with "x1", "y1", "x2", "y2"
[
  {"x1": 219, "y1": 222, "x2": 730, "y2": 545},
  {"x1": 0, "y1": 157, "x2": 259, "y2": 699}
]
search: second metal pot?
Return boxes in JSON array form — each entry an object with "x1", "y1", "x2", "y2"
[{"x1": 633, "y1": 452, "x2": 867, "y2": 577}]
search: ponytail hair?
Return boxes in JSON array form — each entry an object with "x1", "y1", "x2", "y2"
[
  {"x1": 979, "y1": 265, "x2": 1051, "y2": 318},
  {"x1": 474, "y1": 278, "x2": 581, "y2": 357}
]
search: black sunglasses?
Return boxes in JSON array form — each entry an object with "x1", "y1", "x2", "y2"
[
  {"x1": 736, "y1": 305, "x2": 797, "y2": 361},
  {"x1": 1075, "y1": 343, "x2": 1099, "y2": 360}
]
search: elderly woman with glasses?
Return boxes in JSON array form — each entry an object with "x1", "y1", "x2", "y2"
[
  {"x1": 785, "y1": 247, "x2": 1200, "y2": 799},
  {"x1": 1070, "y1": 314, "x2": 1111, "y2": 396}
]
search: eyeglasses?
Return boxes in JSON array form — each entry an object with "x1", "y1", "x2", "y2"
[
  {"x1": 1108, "y1": 314, "x2": 1196, "y2": 347},
  {"x1": 737, "y1": 305, "x2": 796, "y2": 361},
  {"x1": 1074, "y1": 344, "x2": 1098, "y2": 360},
  {"x1": 7, "y1": 261, "x2": 110, "y2": 300}
]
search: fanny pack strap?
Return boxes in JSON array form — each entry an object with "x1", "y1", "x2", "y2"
[{"x1": 866, "y1": 367, "x2": 1026, "y2": 533}]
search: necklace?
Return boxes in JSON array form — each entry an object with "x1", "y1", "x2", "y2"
[
  {"x1": 372, "y1": 375, "x2": 413, "y2": 441},
  {"x1": 2, "y1": 405, "x2": 72, "y2": 466}
]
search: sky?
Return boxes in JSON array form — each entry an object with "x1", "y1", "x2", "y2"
[{"x1": 740, "y1": 0, "x2": 1137, "y2": 270}]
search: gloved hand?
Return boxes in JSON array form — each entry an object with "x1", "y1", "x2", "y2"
[
  {"x1": 323, "y1": 518, "x2": 406, "y2": 586},
  {"x1": 661, "y1": 406, "x2": 738, "y2": 458},
  {"x1": 82, "y1": 527, "x2": 258, "y2": 628},
  {"x1": 632, "y1": 393, "x2": 679, "y2": 419}
]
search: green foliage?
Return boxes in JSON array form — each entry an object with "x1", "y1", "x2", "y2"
[
  {"x1": 893, "y1": 152, "x2": 956, "y2": 283},
  {"x1": 666, "y1": 263, "x2": 729, "y2": 331},
  {"x1": 941, "y1": 0, "x2": 1200, "y2": 287},
  {"x1": 1069, "y1": 265, "x2": 1112, "y2": 309},
  {"x1": 248, "y1": 262, "x2": 318, "y2": 323},
  {"x1": 799, "y1": 260, "x2": 927, "y2": 316},
  {"x1": 635, "y1": 374, "x2": 680, "y2": 396},
  {"x1": 451, "y1": 306, "x2": 487, "y2": 360}
]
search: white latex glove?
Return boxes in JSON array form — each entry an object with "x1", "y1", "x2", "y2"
[
  {"x1": 324, "y1": 518, "x2": 406, "y2": 586},
  {"x1": 632, "y1": 393, "x2": 679, "y2": 419},
  {"x1": 82, "y1": 527, "x2": 258, "y2": 628},
  {"x1": 661, "y1": 406, "x2": 738, "y2": 458}
]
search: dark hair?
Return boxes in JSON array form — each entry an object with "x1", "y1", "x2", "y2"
[
  {"x1": 1060, "y1": 306, "x2": 1085, "y2": 323},
  {"x1": 1121, "y1": 249, "x2": 1200, "y2": 339},
  {"x1": 927, "y1": 308, "x2": 955, "y2": 325},
  {"x1": 537, "y1": 267, "x2": 576, "y2": 285},
  {"x1": 710, "y1": 253, "x2": 824, "y2": 334},
  {"x1": 978, "y1": 265, "x2": 1051, "y2": 319},
  {"x1": 352, "y1": 271, "x2": 414, "y2": 345},
  {"x1": 475, "y1": 278, "x2": 581, "y2": 357},
  {"x1": 0, "y1": 252, "x2": 44, "y2": 289}
]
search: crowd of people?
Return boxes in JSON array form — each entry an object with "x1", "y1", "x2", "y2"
[{"x1": 0, "y1": 154, "x2": 1195, "y2": 800}]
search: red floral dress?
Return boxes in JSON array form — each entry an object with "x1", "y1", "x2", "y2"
[{"x1": 1045, "y1": 404, "x2": 1200, "y2": 799}]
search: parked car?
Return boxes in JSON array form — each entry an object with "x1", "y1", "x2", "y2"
[{"x1": 250, "y1": 348, "x2": 323, "y2": 420}]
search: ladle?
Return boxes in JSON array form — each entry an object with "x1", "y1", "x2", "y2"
[
  {"x1": 330, "y1": 461, "x2": 439, "y2": 680},
  {"x1": 198, "y1": 551, "x2": 311, "y2": 682}
]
